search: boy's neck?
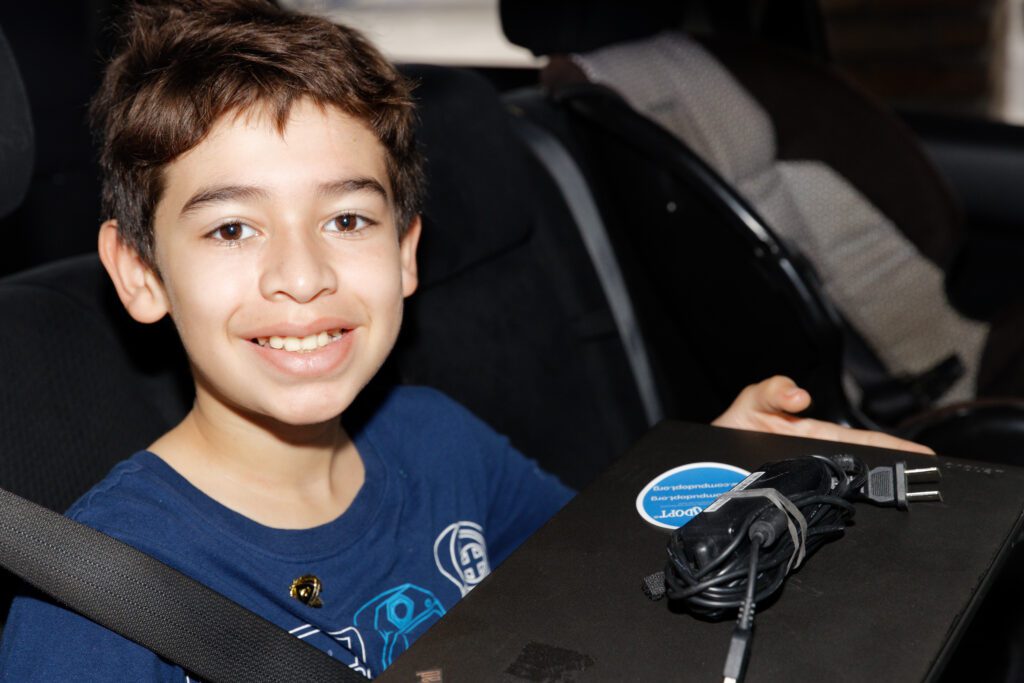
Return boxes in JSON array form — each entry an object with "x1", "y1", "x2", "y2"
[{"x1": 149, "y1": 393, "x2": 365, "y2": 530}]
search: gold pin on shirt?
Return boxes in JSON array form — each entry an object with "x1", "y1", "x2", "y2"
[{"x1": 290, "y1": 574, "x2": 323, "y2": 608}]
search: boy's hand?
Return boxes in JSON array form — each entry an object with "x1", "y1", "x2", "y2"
[{"x1": 712, "y1": 375, "x2": 935, "y2": 455}]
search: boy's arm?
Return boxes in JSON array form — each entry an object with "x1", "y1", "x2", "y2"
[
  {"x1": 0, "y1": 593, "x2": 185, "y2": 681},
  {"x1": 712, "y1": 375, "x2": 934, "y2": 454}
]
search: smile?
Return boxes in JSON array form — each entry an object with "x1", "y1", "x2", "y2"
[{"x1": 253, "y1": 329, "x2": 347, "y2": 353}]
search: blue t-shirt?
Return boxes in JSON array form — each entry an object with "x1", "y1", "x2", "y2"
[{"x1": 0, "y1": 386, "x2": 573, "y2": 680}]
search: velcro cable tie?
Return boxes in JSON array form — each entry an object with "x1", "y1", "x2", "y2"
[{"x1": 708, "y1": 488, "x2": 808, "y2": 572}]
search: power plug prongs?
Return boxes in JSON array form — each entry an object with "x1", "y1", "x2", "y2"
[
  {"x1": 905, "y1": 465, "x2": 941, "y2": 484},
  {"x1": 860, "y1": 461, "x2": 942, "y2": 509},
  {"x1": 904, "y1": 464, "x2": 942, "y2": 504}
]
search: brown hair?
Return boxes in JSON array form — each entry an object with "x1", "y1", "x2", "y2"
[{"x1": 90, "y1": 0, "x2": 424, "y2": 266}]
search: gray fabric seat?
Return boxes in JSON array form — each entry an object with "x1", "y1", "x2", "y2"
[{"x1": 569, "y1": 31, "x2": 987, "y2": 405}]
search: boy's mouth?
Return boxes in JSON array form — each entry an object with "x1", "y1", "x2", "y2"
[{"x1": 252, "y1": 329, "x2": 347, "y2": 353}]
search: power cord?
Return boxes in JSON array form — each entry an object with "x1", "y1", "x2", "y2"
[{"x1": 643, "y1": 454, "x2": 941, "y2": 683}]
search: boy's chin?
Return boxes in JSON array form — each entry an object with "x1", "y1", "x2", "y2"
[
  {"x1": 261, "y1": 400, "x2": 353, "y2": 428},
  {"x1": 226, "y1": 391, "x2": 358, "y2": 430}
]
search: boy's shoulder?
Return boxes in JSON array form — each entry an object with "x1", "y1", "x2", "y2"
[
  {"x1": 61, "y1": 448, "x2": 205, "y2": 573},
  {"x1": 64, "y1": 451, "x2": 186, "y2": 554}
]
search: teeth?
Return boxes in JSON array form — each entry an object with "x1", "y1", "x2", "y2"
[{"x1": 256, "y1": 329, "x2": 344, "y2": 353}]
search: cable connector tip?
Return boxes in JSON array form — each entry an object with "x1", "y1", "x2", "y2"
[{"x1": 722, "y1": 626, "x2": 752, "y2": 683}]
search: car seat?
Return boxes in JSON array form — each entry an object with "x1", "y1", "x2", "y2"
[
  {"x1": 382, "y1": 64, "x2": 656, "y2": 489},
  {"x1": 503, "y1": 0, "x2": 1024, "y2": 432},
  {"x1": 500, "y1": 0, "x2": 1023, "y2": 427},
  {"x1": 0, "y1": 25, "x2": 31, "y2": 223},
  {"x1": 0, "y1": 0, "x2": 111, "y2": 277}
]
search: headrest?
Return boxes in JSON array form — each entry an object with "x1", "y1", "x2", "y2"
[
  {"x1": 0, "y1": 26, "x2": 34, "y2": 219},
  {"x1": 400, "y1": 64, "x2": 533, "y2": 288},
  {"x1": 500, "y1": 0, "x2": 686, "y2": 57}
]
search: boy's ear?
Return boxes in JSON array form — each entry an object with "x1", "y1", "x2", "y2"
[
  {"x1": 400, "y1": 214, "x2": 422, "y2": 298},
  {"x1": 97, "y1": 219, "x2": 170, "y2": 323}
]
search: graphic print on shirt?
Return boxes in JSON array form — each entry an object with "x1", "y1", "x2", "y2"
[
  {"x1": 433, "y1": 520, "x2": 490, "y2": 596},
  {"x1": 289, "y1": 623, "x2": 372, "y2": 677},
  {"x1": 353, "y1": 583, "x2": 447, "y2": 669}
]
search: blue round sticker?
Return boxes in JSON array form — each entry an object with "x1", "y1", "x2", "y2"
[{"x1": 636, "y1": 462, "x2": 750, "y2": 529}]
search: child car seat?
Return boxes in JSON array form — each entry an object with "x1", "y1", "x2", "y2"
[{"x1": 501, "y1": 0, "x2": 1022, "y2": 425}]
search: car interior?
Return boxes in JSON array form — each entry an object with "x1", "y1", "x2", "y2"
[
  {"x1": 2, "y1": 0, "x2": 1024, "y2": 679},
  {"x1": 500, "y1": 0, "x2": 1024, "y2": 453}
]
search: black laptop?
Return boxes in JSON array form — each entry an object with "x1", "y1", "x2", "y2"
[{"x1": 378, "y1": 421, "x2": 1024, "y2": 682}]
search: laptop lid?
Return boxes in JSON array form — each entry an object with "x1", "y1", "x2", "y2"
[{"x1": 380, "y1": 421, "x2": 1024, "y2": 682}]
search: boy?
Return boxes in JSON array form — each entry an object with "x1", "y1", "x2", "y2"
[{"x1": 0, "y1": 0, "x2": 929, "y2": 679}]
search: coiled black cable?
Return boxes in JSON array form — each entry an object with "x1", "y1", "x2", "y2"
[
  {"x1": 664, "y1": 455, "x2": 866, "y2": 616},
  {"x1": 663, "y1": 455, "x2": 869, "y2": 682}
]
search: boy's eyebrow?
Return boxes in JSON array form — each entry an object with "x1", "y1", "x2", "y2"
[
  {"x1": 178, "y1": 178, "x2": 388, "y2": 218},
  {"x1": 315, "y1": 177, "x2": 389, "y2": 201},
  {"x1": 178, "y1": 185, "x2": 270, "y2": 218}
]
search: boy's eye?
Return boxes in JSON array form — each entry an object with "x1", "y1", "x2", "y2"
[
  {"x1": 324, "y1": 213, "x2": 372, "y2": 233},
  {"x1": 208, "y1": 222, "x2": 257, "y2": 242}
]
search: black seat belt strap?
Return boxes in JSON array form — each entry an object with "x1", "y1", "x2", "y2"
[
  {"x1": 0, "y1": 487, "x2": 365, "y2": 682},
  {"x1": 511, "y1": 115, "x2": 664, "y2": 426}
]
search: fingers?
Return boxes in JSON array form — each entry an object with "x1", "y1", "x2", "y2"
[
  {"x1": 757, "y1": 375, "x2": 811, "y2": 416},
  {"x1": 711, "y1": 386, "x2": 757, "y2": 429},
  {"x1": 712, "y1": 376, "x2": 809, "y2": 430},
  {"x1": 787, "y1": 418, "x2": 936, "y2": 455},
  {"x1": 711, "y1": 376, "x2": 935, "y2": 455}
]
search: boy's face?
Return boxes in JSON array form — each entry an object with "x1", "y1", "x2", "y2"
[{"x1": 135, "y1": 100, "x2": 419, "y2": 426}]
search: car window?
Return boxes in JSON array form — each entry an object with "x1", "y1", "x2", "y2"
[
  {"x1": 279, "y1": 0, "x2": 541, "y2": 67},
  {"x1": 820, "y1": 0, "x2": 1023, "y2": 123}
]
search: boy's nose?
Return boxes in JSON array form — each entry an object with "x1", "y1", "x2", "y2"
[{"x1": 258, "y1": 230, "x2": 338, "y2": 303}]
